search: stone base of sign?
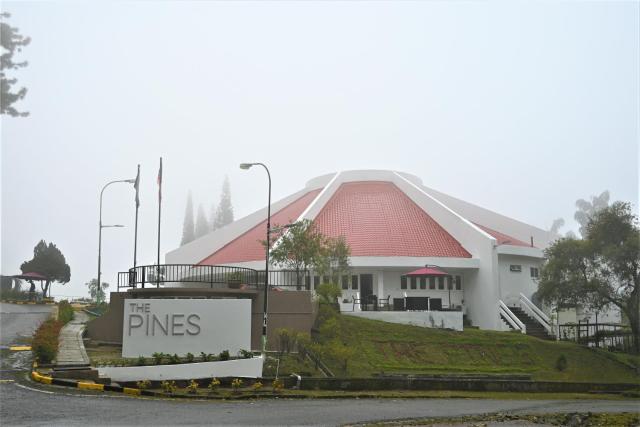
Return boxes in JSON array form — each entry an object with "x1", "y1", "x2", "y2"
[
  {"x1": 52, "y1": 366, "x2": 99, "y2": 381},
  {"x1": 97, "y1": 356, "x2": 263, "y2": 382}
]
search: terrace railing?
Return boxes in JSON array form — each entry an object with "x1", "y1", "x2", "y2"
[
  {"x1": 117, "y1": 265, "x2": 314, "y2": 292},
  {"x1": 117, "y1": 264, "x2": 260, "y2": 291}
]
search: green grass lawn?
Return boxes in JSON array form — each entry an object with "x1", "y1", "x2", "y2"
[{"x1": 318, "y1": 314, "x2": 640, "y2": 383}]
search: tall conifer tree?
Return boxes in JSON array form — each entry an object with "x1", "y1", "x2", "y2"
[
  {"x1": 213, "y1": 176, "x2": 234, "y2": 229},
  {"x1": 180, "y1": 191, "x2": 195, "y2": 246}
]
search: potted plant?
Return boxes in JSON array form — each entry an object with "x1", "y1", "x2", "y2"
[{"x1": 226, "y1": 271, "x2": 244, "y2": 289}]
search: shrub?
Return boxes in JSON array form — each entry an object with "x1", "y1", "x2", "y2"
[
  {"x1": 200, "y1": 352, "x2": 212, "y2": 362},
  {"x1": 160, "y1": 380, "x2": 176, "y2": 394},
  {"x1": 272, "y1": 378, "x2": 284, "y2": 393},
  {"x1": 218, "y1": 350, "x2": 230, "y2": 361},
  {"x1": 186, "y1": 379, "x2": 199, "y2": 394},
  {"x1": 136, "y1": 356, "x2": 146, "y2": 366},
  {"x1": 251, "y1": 381, "x2": 263, "y2": 392},
  {"x1": 169, "y1": 353, "x2": 180, "y2": 364},
  {"x1": 555, "y1": 354, "x2": 568, "y2": 371},
  {"x1": 238, "y1": 349, "x2": 253, "y2": 359},
  {"x1": 152, "y1": 352, "x2": 164, "y2": 365},
  {"x1": 32, "y1": 319, "x2": 63, "y2": 363},
  {"x1": 57, "y1": 300, "x2": 74, "y2": 324},
  {"x1": 136, "y1": 379, "x2": 151, "y2": 390},
  {"x1": 231, "y1": 378, "x2": 243, "y2": 392},
  {"x1": 185, "y1": 352, "x2": 194, "y2": 363},
  {"x1": 208, "y1": 377, "x2": 221, "y2": 393}
]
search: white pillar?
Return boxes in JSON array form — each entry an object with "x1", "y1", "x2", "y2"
[{"x1": 377, "y1": 270, "x2": 384, "y2": 299}]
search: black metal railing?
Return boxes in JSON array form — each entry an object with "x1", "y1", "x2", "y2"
[
  {"x1": 116, "y1": 265, "x2": 315, "y2": 292},
  {"x1": 558, "y1": 322, "x2": 635, "y2": 353},
  {"x1": 117, "y1": 264, "x2": 260, "y2": 291}
]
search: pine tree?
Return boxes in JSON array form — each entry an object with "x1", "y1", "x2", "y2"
[
  {"x1": 195, "y1": 204, "x2": 210, "y2": 239},
  {"x1": 213, "y1": 176, "x2": 234, "y2": 229},
  {"x1": 209, "y1": 202, "x2": 217, "y2": 231},
  {"x1": 180, "y1": 191, "x2": 195, "y2": 246}
]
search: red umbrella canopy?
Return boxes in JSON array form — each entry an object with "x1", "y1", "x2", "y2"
[
  {"x1": 405, "y1": 266, "x2": 448, "y2": 276},
  {"x1": 12, "y1": 272, "x2": 48, "y2": 281}
]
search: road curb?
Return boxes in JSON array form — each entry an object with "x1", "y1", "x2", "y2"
[{"x1": 30, "y1": 369, "x2": 158, "y2": 397}]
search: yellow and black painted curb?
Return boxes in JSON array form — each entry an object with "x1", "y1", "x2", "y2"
[{"x1": 30, "y1": 370, "x2": 157, "y2": 397}]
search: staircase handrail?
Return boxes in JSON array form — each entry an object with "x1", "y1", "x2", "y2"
[
  {"x1": 499, "y1": 300, "x2": 526, "y2": 334},
  {"x1": 519, "y1": 293, "x2": 553, "y2": 336}
]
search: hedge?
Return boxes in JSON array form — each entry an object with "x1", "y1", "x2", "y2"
[
  {"x1": 32, "y1": 319, "x2": 63, "y2": 363},
  {"x1": 58, "y1": 300, "x2": 74, "y2": 324},
  {"x1": 32, "y1": 301, "x2": 74, "y2": 363}
]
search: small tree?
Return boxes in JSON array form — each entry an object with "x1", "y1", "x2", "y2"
[
  {"x1": 268, "y1": 219, "x2": 327, "y2": 288},
  {"x1": 539, "y1": 202, "x2": 639, "y2": 353},
  {"x1": 574, "y1": 190, "x2": 609, "y2": 237},
  {"x1": 85, "y1": 278, "x2": 109, "y2": 304},
  {"x1": 20, "y1": 240, "x2": 70, "y2": 297},
  {"x1": 180, "y1": 191, "x2": 195, "y2": 246},
  {"x1": 316, "y1": 283, "x2": 342, "y2": 305},
  {"x1": 317, "y1": 236, "x2": 351, "y2": 284}
]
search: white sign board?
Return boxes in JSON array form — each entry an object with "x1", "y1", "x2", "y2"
[{"x1": 122, "y1": 299, "x2": 251, "y2": 358}]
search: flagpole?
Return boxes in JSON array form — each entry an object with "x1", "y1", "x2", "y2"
[
  {"x1": 157, "y1": 157, "x2": 162, "y2": 288},
  {"x1": 133, "y1": 164, "x2": 140, "y2": 270}
]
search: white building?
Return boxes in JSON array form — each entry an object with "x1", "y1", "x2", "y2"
[{"x1": 167, "y1": 170, "x2": 554, "y2": 335}]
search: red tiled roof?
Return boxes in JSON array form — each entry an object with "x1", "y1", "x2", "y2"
[
  {"x1": 313, "y1": 182, "x2": 471, "y2": 258},
  {"x1": 199, "y1": 189, "x2": 322, "y2": 265},
  {"x1": 473, "y1": 223, "x2": 532, "y2": 247}
]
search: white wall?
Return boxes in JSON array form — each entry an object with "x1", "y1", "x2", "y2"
[
  {"x1": 98, "y1": 357, "x2": 263, "y2": 382},
  {"x1": 345, "y1": 311, "x2": 463, "y2": 331},
  {"x1": 497, "y1": 254, "x2": 542, "y2": 306}
]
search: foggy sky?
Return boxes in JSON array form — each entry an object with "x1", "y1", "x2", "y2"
[{"x1": 1, "y1": 1, "x2": 638, "y2": 300}]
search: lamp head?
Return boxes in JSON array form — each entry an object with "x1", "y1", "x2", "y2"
[
  {"x1": 239, "y1": 163, "x2": 254, "y2": 170},
  {"x1": 125, "y1": 179, "x2": 136, "y2": 184}
]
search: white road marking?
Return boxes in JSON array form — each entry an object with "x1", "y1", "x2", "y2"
[{"x1": 14, "y1": 382, "x2": 54, "y2": 394}]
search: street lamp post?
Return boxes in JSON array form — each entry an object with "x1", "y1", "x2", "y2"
[
  {"x1": 240, "y1": 162, "x2": 271, "y2": 357},
  {"x1": 98, "y1": 179, "x2": 135, "y2": 294}
]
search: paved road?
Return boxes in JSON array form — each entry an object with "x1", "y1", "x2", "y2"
[
  {"x1": 2, "y1": 385, "x2": 638, "y2": 427},
  {"x1": 0, "y1": 302, "x2": 53, "y2": 346},
  {"x1": 1, "y1": 303, "x2": 638, "y2": 426}
]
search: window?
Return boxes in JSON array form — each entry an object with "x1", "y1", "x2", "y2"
[
  {"x1": 510, "y1": 265, "x2": 522, "y2": 273},
  {"x1": 447, "y1": 277, "x2": 453, "y2": 290},
  {"x1": 305, "y1": 275, "x2": 311, "y2": 290},
  {"x1": 420, "y1": 277, "x2": 426, "y2": 290},
  {"x1": 351, "y1": 275, "x2": 359, "y2": 290},
  {"x1": 455, "y1": 275, "x2": 462, "y2": 290},
  {"x1": 410, "y1": 277, "x2": 417, "y2": 289},
  {"x1": 429, "y1": 277, "x2": 435, "y2": 290},
  {"x1": 438, "y1": 277, "x2": 444, "y2": 290},
  {"x1": 323, "y1": 275, "x2": 329, "y2": 284},
  {"x1": 400, "y1": 276, "x2": 407, "y2": 290},
  {"x1": 530, "y1": 267, "x2": 539, "y2": 279},
  {"x1": 313, "y1": 276, "x2": 319, "y2": 290},
  {"x1": 341, "y1": 275, "x2": 349, "y2": 290}
]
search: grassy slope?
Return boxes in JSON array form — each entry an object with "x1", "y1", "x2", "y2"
[{"x1": 322, "y1": 315, "x2": 639, "y2": 383}]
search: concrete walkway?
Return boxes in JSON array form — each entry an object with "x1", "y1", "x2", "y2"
[{"x1": 56, "y1": 311, "x2": 90, "y2": 366}]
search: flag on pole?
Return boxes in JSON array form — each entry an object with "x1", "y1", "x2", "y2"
[
  {"x1": 157, "y1": 157, "x2": 163, "y2": 201},
  {"x1": 134, "y1": 164, "x2": 141, "y2": 208}
]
